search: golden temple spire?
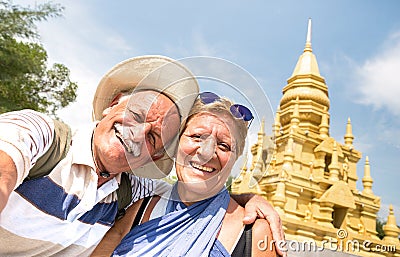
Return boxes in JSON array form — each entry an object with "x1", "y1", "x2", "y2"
[
  {"x1": 281, "y1": 129, "x2": 295, "y2": 174},
  {"x1": 319, "y1": 107, "x2": 329, "y2": 138},
  {"x1": 272, "y1": 181, "x2": 286, "y2": 215},
  {"x1": 279, "y1": 19, "x2": 329, "y2": 134},
  {"x1": 291, "y1": 18, "x2": 321, "y2": 77},
  {"x1": 272, "y1": 109, "x2": 281, "y2": 138},
  {"x1": 252, "y1": 118, "x2": 265, "y2": 172},
  {"x1": 285, "y1": 130, "x2": 295, "y2": 159},
  {"x1": 344, "y1": 117, "x2": 354, "y2": 147},
  {"x1": 328, "y1": 141, "x2": 340, "y2": 181},
  {"x1": 235, "y1": 150, "x2": 249, "y2": 183},
  {"x1": 290, "y1": 96, "x2": 300, "y2": 128},
  {"x1": 241, "y1": 151, "x2": 248, "y2": 172},
  {"x1": 383, "y1": 205, "x2": 400, "y2": 244},
  {"x1": 362, "y1": 156, "x2": 374, "y2": 194},
  {"x1": 305, "y1": 17, "x2": 312, "y2": 52},
  {"x1": 258, "y1": 118, "x2": 265, "y2": 137}
]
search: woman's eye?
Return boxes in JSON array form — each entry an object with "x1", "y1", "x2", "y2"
[{"x1": 218, "y1": 142, "x2": 231, "y2": 152}]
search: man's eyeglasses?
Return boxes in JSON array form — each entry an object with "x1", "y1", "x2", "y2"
[{"x1": 199, "y1": 92, "x2": 254, "y2": 127}]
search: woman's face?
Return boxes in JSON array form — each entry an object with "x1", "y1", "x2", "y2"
[{"x1": 175, "y1": 112, "x2": 238, "y2": 201}]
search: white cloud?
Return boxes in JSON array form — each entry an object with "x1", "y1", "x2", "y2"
[
  {"x1": 164, "y1": 29, "x2": 224, "y2": 58},
  {"x1": 354, "y1": 31, "x2": 400, "y2": 116},
  {"x1": 191, "y1": 30, "x2": 220, "y2": 57}
]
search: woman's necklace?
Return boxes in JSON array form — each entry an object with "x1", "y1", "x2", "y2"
[{"x1": 91, "y1": 133, "x2": 110, "y2": 179}]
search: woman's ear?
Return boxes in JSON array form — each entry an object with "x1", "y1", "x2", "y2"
[{"x1": 102, "y1": 93, "x2": 123, "y2": 117}]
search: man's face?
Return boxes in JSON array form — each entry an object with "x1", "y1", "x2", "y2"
[{"x1": 93, "y1": 90, "x2": 180, "y2": 175}]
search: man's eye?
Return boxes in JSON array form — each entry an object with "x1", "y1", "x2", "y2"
[
  {"x1": 130, "y1": 111, "x2": 143, "y2": 123},
  {"x1": 147, "y1": 133, "x2": 156, "y2": 148}
]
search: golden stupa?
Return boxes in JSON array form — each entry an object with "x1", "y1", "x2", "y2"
[{"x1": 232, "y1": 19, "x2": 400, "y2": 256}]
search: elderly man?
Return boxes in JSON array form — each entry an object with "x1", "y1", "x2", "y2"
[
  {"x1": 0, "y1": 55, "x2": 200, "y2": 256},
  {"x1": 0, "y1": 55, "x2": 285, "y2": 257}
]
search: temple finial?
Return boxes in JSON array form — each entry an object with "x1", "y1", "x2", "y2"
[
  {"x1": 290, "y1": 97, "x2": 300, "y2": 128},
  {"x1": 305, "y1": 18, "x2": 312, "y2": 52},
  {"x1": 241, "y1": 151, "x2": 248, "y2": 172},
  {"x1": 328, "y1": 141, "x2": 340, "y2": 181},
  {"x1": 362, "y1": 156, "x2": 373, "y2": 194},
  {"x1": 273, "y1": 110, "x2": 281, "y2": 138},
  {"x1": 344, "y1": 117, "x2": 354, "y2": 147},
  {"x1": 383, "y1": 204, "x2": 400, "y2": 243},
  {"x1": 319, "y1": 107, "x2": 329, "y2": 138},
  {"x1": 259, "y1": 117, "x2": 265, "y2": 135},
  {"x1": 291, "y1": 18, "x2": 321, "y2": 77}
]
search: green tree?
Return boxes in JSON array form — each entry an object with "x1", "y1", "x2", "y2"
[
  {"x1": 225, "y1": 175, "x2": 234, "y2": 193},
  {"x1": 0, "y1": 0, "x2": 77, "y2": 116},
  {"x1": 376, "y1": 218, "x2": 385, "y2": 239}
]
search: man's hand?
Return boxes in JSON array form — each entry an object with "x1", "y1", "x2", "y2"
[
  {"x1": 91, "y1": 199, "x2": 144, "y2": 257},
  {"x1": 232, "y1": 193, "x2": 287, "y2": 257}
]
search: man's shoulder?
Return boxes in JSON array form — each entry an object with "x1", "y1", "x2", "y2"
[{"x1": 0, "y1": 109, "x2": 52, "y2": 123}]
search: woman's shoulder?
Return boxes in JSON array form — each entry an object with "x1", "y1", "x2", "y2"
[
  {"x1": 217, "y1": 197, "x2": 246, "y2": 253},
  {"x1": 221, "y1": 197, "x2": 245, "y2": 229}
]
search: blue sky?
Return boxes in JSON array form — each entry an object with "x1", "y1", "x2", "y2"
[{"x1": 15, "y1": 0, "x2": 400, "y2": 222}]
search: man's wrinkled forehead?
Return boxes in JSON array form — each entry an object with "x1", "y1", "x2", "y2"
[
  {"x1": 125, "y1": 90, "x2": 178, "y2": 118},
  {"x1": 123, "y1": 90, "x2": 180, "y2": 150}
]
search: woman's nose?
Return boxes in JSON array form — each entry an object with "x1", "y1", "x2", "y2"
[{"x1": 197, "y1": 136, "x2": 216, "y2": 161}]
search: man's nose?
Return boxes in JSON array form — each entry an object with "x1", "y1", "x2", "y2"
[
  {"x1": 197, "y1": 136, "x2": 216, "y2": 162},
  {"x1": 127, "y1": 123, "x2": 152, "y2": 143}
]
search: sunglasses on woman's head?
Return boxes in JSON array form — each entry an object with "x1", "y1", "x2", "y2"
[{"x1": 199, "y1": 92, "x2": 254, "y2": 127}]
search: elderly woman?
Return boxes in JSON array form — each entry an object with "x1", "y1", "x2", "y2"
[{"x1": 93, "y1": 92, "x2": 278, "y2": 257}]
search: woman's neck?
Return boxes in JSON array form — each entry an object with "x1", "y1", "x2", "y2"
[
  {"x1": 176, "y1": 183, "x2": 224, "y2": 206},
  {"x1": 176, "y1": 184, "x2": 196, "y2": 206}
]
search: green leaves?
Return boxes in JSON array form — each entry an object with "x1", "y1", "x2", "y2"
[
  {"x1": 0, "y1": 0, "x2": 64, "y2": 40},
  {"x1": 0, "y1": 0, "x2": 77, "y2": 117}
]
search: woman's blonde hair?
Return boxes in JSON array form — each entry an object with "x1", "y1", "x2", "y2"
[{"x1": 181, "y1": 96, "x2": 249, "y2": 157}]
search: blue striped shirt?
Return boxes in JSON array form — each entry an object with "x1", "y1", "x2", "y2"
[{"x1": 0, "y1": 110, "x2": 167, "y2": 256}]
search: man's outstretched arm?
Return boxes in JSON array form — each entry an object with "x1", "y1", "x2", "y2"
[
  {"x1": 0, "y1": 110, "x2": 56, "y2": 215},
  {"x1": 0, "y1": 151, "x2": 17, "y2": 214},
  {"x1": 231, "y1": 193, "x2": 286, "y2": 257}
]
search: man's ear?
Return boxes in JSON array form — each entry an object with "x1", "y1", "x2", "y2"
[
  {"x1": 102, "y1": 93, "x2": 123, "y2": 117},
  {"x1": 152, "y1": 151, "x2": 165, "y2": 161}
]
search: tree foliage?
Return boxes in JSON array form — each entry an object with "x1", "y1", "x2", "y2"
[
  {"x1": 0, "y1": 0, "x2": 77, "y2": 116},
  {"x1": 376, "y1": 218, "x2": 385, "y2": 239},
  {"x1": 225, "y1": 175, "x2": 234, "y2": 193}
]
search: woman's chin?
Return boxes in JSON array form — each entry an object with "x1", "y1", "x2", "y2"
[{"x1": 178, "y1": 181, "x2": 223, "y2": 202}]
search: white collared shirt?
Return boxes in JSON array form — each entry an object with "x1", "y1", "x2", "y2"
[{"x1": 0, "y1": 110, "x2": 169, "y2": 256}]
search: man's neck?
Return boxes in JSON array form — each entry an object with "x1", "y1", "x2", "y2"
[{"x1": 96, "y1": 171, "x2": 117, "y2": 187}]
